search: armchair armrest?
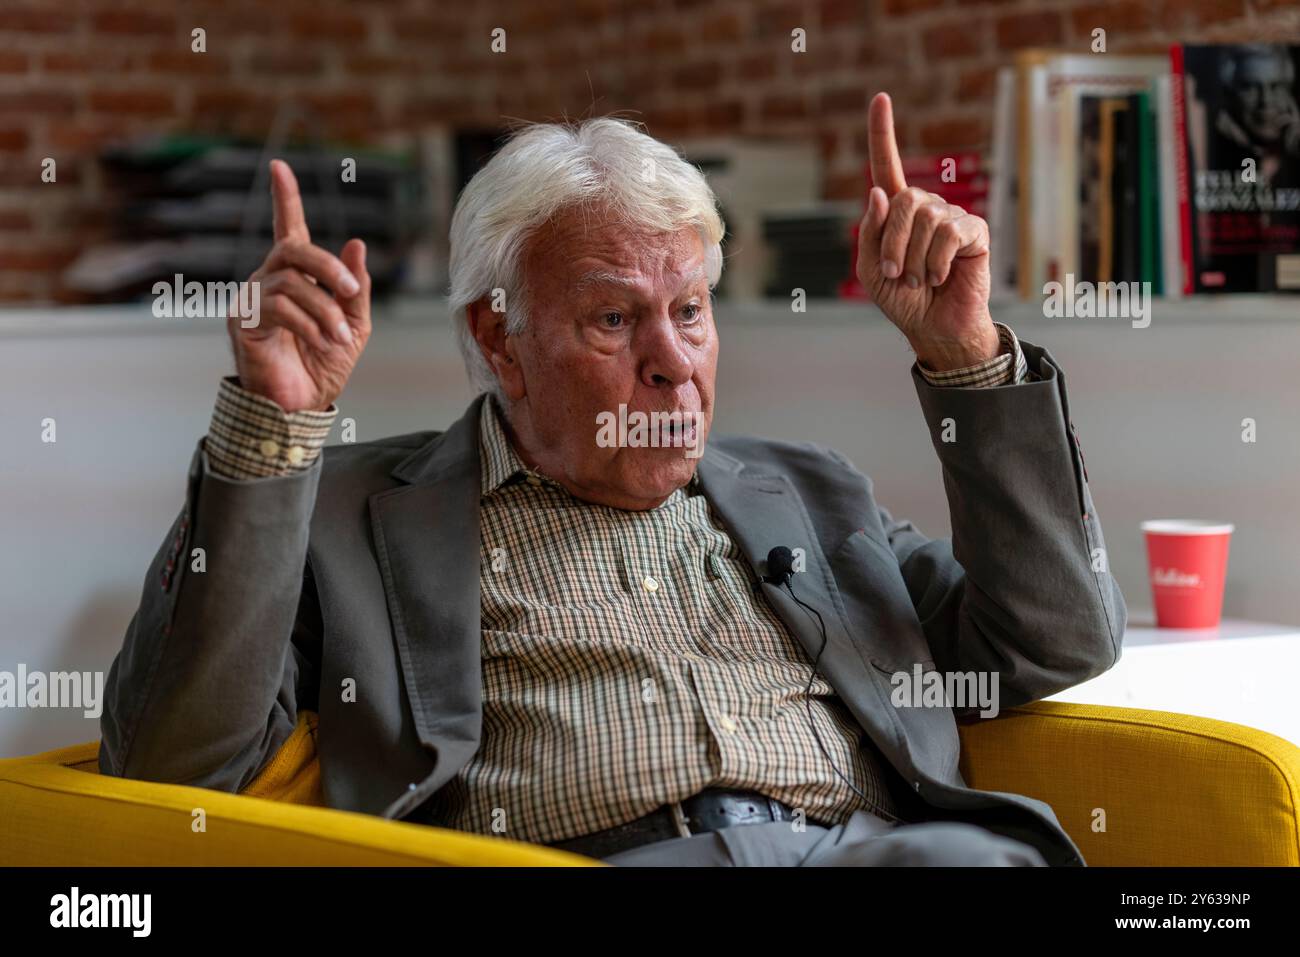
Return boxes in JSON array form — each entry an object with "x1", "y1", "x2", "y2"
[
  {"x1": 958, "y1": 701, "x2": 1300, "y2": 866},
  {"x1": 0, "y1": 711, "x2": 601, "y2": 866}
]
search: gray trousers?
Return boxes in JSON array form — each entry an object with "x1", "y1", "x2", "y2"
[{"x1": 602, "y1": 809, "x2": 1049, "y2": 866}]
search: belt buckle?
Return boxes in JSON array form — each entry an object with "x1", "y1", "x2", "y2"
[{"x1": 668, "y1": 800, "x2": 693, "y2": 839}]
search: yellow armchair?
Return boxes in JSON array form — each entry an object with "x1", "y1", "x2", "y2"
[{"x1": 2, "y1": 703, "x2": 1297, "y2": 866}]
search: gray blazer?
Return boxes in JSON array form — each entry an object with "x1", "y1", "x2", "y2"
[{"x1": 99, "y1": 336, "x2": 1125, "y2": 867}]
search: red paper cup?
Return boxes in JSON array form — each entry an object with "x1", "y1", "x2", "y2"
[{"x1": 1140, "y1": 520, "x2": 1234, "y2": 629}]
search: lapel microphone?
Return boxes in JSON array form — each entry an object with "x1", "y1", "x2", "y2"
[
  {"x1": 759, "y1": 543, "x2": 883, "y2": 815},
  {"x1": 763, "y1": 546, "x2": 795, "y2": 587}
]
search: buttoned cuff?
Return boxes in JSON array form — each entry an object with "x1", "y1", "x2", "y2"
[
  {"x1": 915, "y1": 322, "x2": 1029, "y2": 388},
  {"x1": 204, "y1": 376, "x2": 338, "y2": 479}
]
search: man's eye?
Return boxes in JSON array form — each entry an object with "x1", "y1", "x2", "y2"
[
  {"x1": 601, "y1": 312, "x2": 624, "y2": 329},
  {"x1": 681, "y1": 303, "x2": 701, "y2": 322}
]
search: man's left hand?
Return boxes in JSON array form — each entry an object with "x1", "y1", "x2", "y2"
[{"x1": 856, "y1": 92, "x2": 999, "y2": 372}]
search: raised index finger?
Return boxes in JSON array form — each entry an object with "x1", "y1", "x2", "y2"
[
  {"x1": 868, "y1": 92, "x2": 908, "y2": 197},
  {"x1": 270, "y1": 159, "x2": 310, "y2": 243}
]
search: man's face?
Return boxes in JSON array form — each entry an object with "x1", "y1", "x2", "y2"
[
  {"x1": 1229, "y1": 54, "x2": 1298, "y2": 146},
  {"x1": 499, "y1": 206, "x2": 718, "y2": 511}
]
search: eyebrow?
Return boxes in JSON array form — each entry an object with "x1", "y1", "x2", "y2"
[{"x1": 572, "y1": 264, "x2": 709, "y2": 295}]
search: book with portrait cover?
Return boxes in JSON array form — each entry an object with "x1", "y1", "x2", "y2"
[{"x1": 1173, "y1": 44, "x2": 1300, "y2": 292}]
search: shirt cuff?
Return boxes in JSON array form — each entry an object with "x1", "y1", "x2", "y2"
[
  {"x1": 915, "y1": 322, "x2": 1029, "y2": 388},
  {"x1": 204, "y1": 376, "x2": 339, "y2": 479}
]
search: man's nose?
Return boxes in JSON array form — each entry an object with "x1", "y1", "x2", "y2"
[{"x1": 637, "y1": 314, "x2": 694, "y2": 388}]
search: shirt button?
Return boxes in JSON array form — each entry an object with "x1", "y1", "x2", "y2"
[
  {"x1": 642, "y1": 575, "x2": 659, "y2": 594},
  {"x1": 719, "y1": 715, "x2": 738, "y2": 733},
  {"x1": 525, "y1": 473, "x2": 542, "y2": 487},
  {"x1": 285, "y1": 445, "x2": 305, "y2": 466},
  {"x1": 259, "y1": 439, "x2": 280, "y2": 460}
]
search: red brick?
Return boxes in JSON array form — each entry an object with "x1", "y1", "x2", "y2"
[
  {"x1": 821, "y1": 0, "x2": 867, "y2": 28},
  {"x1": 1069, "y1": 2, "x2": 1156, "y2": 36},
  {"x1": 0, "y1": 51, "x2": 28, "y2": 74},
  {"x1": 700, "y1": 12, "x2": 744, "y2": 44},
  {"x1": 955, "y1": 65, "x2": 998, "y2": 102},
  {"x1": 919, "y1": 116, "x2": 989, "y2": 150},
  {"x1": 0, "y1": 209, "x2": 32, "y2": 230},
  {"x1": 0, "y1": 127, "x2": 29, "y2": 151},
  {"x1": 882, "y1": 0, "x2": 943, "y2": 13},
  {"x1": 1178, "y1": 0, "x2": 1248, "y2": 25},
  {"x1": 858, "y1": 31, "x2": 913, "y2": 71},
  {"x1": 146, "y1": 51, "x2": 231, "y2": 76},
  {"x1": 923, "y1": 23, "x2": 985, "y2": 59},
  {"x1": 249, "y1": 51, "x2": 326, "y2": 76},
  {"x1": 88, "y1": 89, "x2": 175, "y2": 117},
  {"x1": 995, "y1": 12, "x2": 1065, "y2": 50},
  {"x1": 193, "y1": 88, "x2": 275, "y2": 115},
  {"x1": 737, "y1": 52, "x2": 778, "y2": 81},
  {"x1": 820, "y1": 85, "x2": 867, "y2": 114},
  {"x1": 345, "y1": 54, "x2": 421, "y2": 76},
  {"x1": 0, "y1": 245, "x2": 81, "y2": 271},
  {"x1": 45, "y1": 121, "x2": 130, "y2": 151},
  {"x1": 705, "y1": 99, "x2": 744, "y2": 129},
  {"x1": 92, "y1": 11, "x2": 175, "y2": 35},
  {"x1": 301, "y1": 91, "x2": 379, "y2": 120},
  {"x1": 791, "y1": 42, "x2": 843, "y2": 75},
  {"x1": 760, "y1": 94, "x2": 807, "y2": 121},
  {"x1": 673, "y1": 60, "x2": 723, "y2": 91},
  {"x1": 755, "y1": 3, "x2": 806, "y2": 40},
  {"x1": 392, "y1": 15, "x2": 467, "y2": 43},
  {"x1": 7, "y1": 8, "x2": 75, "y2": 33},
  {"x1": 42, "y1": 52, "x2": 130, "y2": 74},
  {"x1": 289, "y1": 13, "x2": 367, "y2": 41},
  {"x1": 0, "y1": 91, "x2": 78, "y2": 114},
  {"x1": 642, "y1": 27, "x2": 687, "y2": 54}
]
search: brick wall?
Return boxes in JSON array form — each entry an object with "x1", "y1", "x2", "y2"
[{"x1": 2, "y1": 0, "x2": 1298, "y2": 301}]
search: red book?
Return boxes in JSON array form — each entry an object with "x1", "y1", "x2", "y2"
[{"x1": 1169, "y1": 43, "x2": 1195, "y2": 296}]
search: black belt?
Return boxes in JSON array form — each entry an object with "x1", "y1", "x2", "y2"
[{"x1": 546, "y1": 788, "x2": 798, "y2": 860}]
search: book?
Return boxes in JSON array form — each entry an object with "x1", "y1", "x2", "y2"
[
  {"x1": 988, "y1": 66, "x2": 1019, "y2": 300},
  {"x1": 1013, "y1": 51, "x2": 1169, "y2": 296},
  {"x1": 1155, "y1": 73, "x2": 1185, "y2": 298},
  {"x1": 1175, "y1": 43, "x2": 1300, "y2": 292},
  {"x1": 1077, "y1": 94, "x2": 1105, "y2": 282}
]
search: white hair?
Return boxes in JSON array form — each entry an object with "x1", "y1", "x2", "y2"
[{"x1": 447, "y1": 116, "x2": 726, "y2": 399}]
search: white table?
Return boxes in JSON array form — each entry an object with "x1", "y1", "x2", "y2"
[{"x1": 1044, "y1": 616, "x2": 1300, "y2": 745}]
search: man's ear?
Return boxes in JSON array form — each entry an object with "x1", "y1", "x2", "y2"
[{"x1": 465, "y1": 295, "x2": 526, "y2": 400}]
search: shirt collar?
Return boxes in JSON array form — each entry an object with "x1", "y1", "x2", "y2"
[
  {"x1": 477, "y1": 395, "x2": 703, "y2": 498},
  {"x1": 478, "y1": 394, "x2": 538, "y2": 494}
]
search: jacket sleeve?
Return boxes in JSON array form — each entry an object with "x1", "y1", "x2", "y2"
[
  {"x1": 98, "y1": 439, "x2": 324, "y2": 793},
  {"x1": 880, "y1": 338, "x2": 1126, "y2": 714}
]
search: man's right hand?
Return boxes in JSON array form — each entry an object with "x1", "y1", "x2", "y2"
[{"x1": 229, "y1": 159, "x2": 372, "y2": 413}]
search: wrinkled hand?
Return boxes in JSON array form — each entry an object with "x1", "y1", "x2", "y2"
[
  {"x1": 856, "y1": 92, "x2": 998, "y2": 372},
  {"x1": 228, "y1": 159, "x2": 371, "y2": 412}
]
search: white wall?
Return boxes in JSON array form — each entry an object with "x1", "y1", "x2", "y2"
[{"x1": 2, "y1": 296, "x2": 1296, "y2": 756}]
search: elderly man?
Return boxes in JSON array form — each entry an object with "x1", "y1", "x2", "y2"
[{"x1": 100, "y1": 93, "x2": 1125, "y2": 867}]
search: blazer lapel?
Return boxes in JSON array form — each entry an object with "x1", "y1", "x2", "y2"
[
  {"x1": 695, "y1": 446, "x2": 906, "y2": 757},
  {"x1": 369, "y1": 395, "x2": 487, "y2": 797}
]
